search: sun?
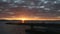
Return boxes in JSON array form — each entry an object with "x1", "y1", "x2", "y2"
[
  {"x1": 20, "y1": 18, "x2": 28, "y2": 23},
  {"x1": 21, "y1": 18, "x2": 27, "y2": 20}
]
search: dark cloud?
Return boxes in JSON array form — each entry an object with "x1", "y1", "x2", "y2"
[{"x1": 0, "y1": 0, "x2": 60, "y2": 19}]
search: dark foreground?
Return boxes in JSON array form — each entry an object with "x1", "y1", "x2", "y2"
[{"x1": 0, "y1": 20, "x2": 60, "y2": 34}]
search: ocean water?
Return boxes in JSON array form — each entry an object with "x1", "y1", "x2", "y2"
[{"x1": 0, "y1": 20, "x2": 60, "y2": 34}]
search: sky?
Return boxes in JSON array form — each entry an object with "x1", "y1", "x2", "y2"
[{"x1": 0, "y1": 0, "x2": 60, "y2": 19}]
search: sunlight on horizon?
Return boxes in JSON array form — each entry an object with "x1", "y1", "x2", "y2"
[{"x1": 0, "y1": 18, "x2": 60, "y2": 21}]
